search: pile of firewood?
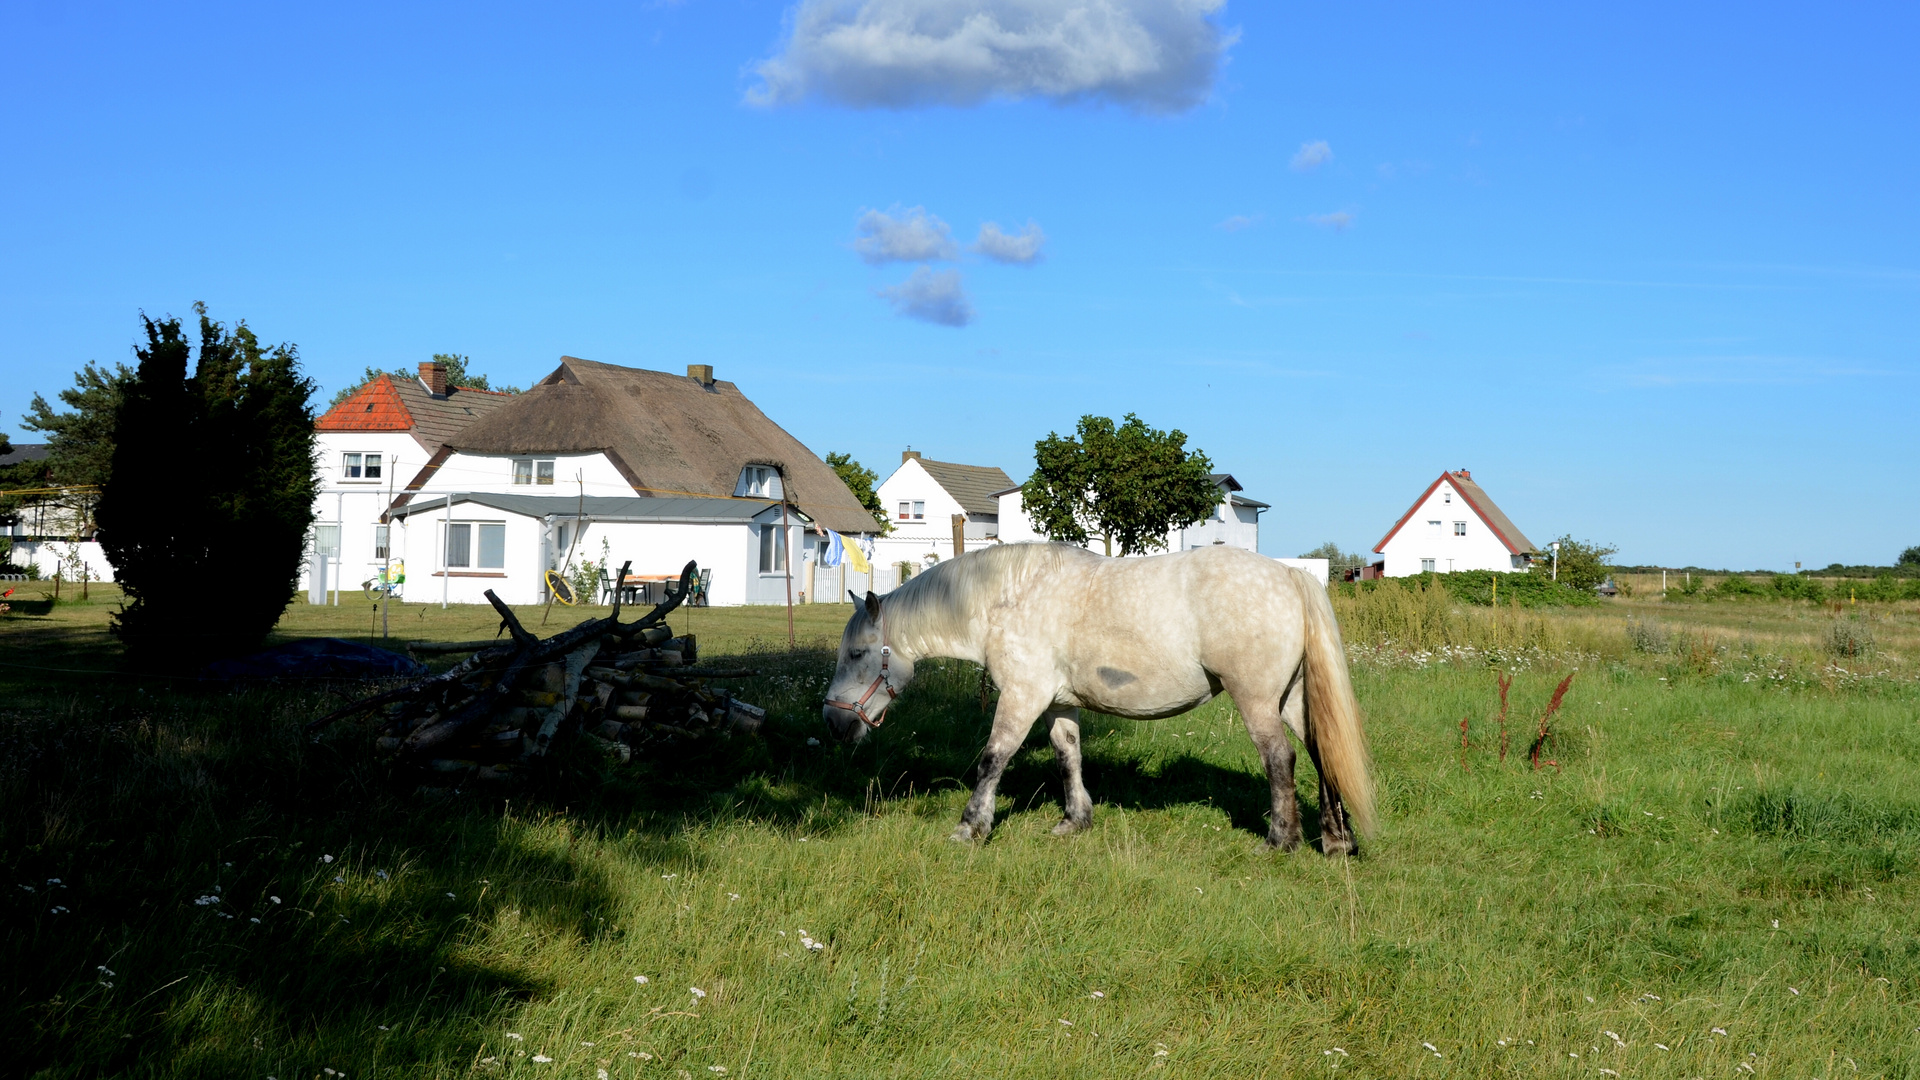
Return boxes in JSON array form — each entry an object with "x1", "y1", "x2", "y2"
[{"x1": 308, "y1": 561, "x2": 766, "y2": 785}]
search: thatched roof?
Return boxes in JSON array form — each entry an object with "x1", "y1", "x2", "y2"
[{"x1": 440, "y1": 357, "x2": 878, "y2": 535}]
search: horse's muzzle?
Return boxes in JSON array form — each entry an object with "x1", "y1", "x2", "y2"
[{"x1": 820, "y1": 702, "x2": 871, "y2": 744}]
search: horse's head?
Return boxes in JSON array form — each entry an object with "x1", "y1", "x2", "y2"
[{"x1": 822, "y1": 590, "x2": 915, "y2": 744}]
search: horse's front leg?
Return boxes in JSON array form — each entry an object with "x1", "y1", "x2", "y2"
[
  {"x1": 954, "y1": 691, "x2": 1049, "y2": 843},
  {"x1": 1047, "y1": 707, "x2": 1093, "y2": 835}
]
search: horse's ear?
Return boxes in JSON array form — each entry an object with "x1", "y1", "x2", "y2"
[
  {"x1": 848, "y1": 590, "x2": 859, "y2": 605},
  {"x1": 865, "y1": 590, "x2": 882, "y2": 621}
]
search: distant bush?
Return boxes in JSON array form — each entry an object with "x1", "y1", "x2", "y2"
[
  {"x1": 1824, "y1": 620, "x2": 1876, "y2": 662},
  {"x1": 1625, "y1": 619, "x2": 1669, "y2": 654}
]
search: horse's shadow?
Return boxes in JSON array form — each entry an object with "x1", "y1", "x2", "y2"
[{"x1": 996, "y1": 742, "x2": 1330, "y2": 847}]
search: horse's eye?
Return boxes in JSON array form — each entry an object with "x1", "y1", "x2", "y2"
[{"x1": 848, "y1": 648, "x2": 866, "y2": 661}]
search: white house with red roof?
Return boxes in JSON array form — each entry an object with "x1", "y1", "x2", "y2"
[{"x1": 1373, "y1": 469, "x2": 1538, "y2": 577}]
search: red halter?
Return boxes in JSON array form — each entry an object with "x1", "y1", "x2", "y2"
[{"x1": 824, "y1": 617, "x2": 897, "y2": 729}]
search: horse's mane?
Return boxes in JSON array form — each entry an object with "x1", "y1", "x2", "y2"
[{"x1": 880, "y1": 542, "x2": 1097, "y2": 643}]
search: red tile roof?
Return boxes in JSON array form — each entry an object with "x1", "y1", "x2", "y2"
[{"x1": 317, "y1": 374, "x2": 415, "y2": 432}]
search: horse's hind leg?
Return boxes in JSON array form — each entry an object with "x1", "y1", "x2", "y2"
[
  {"x1": 1047, "y1": 707, "x2": 1093, "y2": 836},
  {"x1": 1304, "y1": 736, "x2": 1357, "y2": 857},
  {"x1": 1242, "y1": 689, "x2": 1303, "y2": 851},
  {"x1": 954, "y1": 690, "x2": 1048, "y2": 843}
]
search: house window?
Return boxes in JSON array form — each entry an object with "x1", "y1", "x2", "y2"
[
  {"x1": 373, "y1": 525, "x2": 390, "y2": 560},
  {"x1": 897, "y1": 502, "x2": 910, "y2": 520},
  {"x1": 512, "y1": 459, "x2": 555, "y2": 485},
  {"x1": 343, "y1": 453, "x2": 382, "y2": 480},
  {"x1": 1421, "y1": 559, "x2": 1436, "y2": 573},
  {"x1": 1427, "y1": 519, "x2": 1441, "y2": 528},
  {"x1": 314, "y1": 524, "x2": 340, "y2": 559},
  {"x1": 445, "y1": 522, "x2": 505, "y2": 569},
  {"x1": 736, "y1": 465, "x2": 782, "y2": 499},
  {"x1": 1444, "y1": 491, "x2": 1452, "y2": 504},
  {"x1": 912, "y1": 501, "x2": 925, "y2": 520},
  {"x1": 1454, "y1": 521, "x2": 1467, "y2": 536},
  {"x1": 759, "y1": 524, "x2": 787, "y2": 574}
]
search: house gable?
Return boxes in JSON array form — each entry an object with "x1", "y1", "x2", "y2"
[{"x1": 1374, "y1": 470, "x2": 1537, "y2": 556}]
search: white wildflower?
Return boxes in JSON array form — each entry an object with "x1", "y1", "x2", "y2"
[
  {"x1": 270, "y1": 896, "x2": 281, "y2": 904},
  {"x1": 728, "y1": 893, "x2": 740, "y2": 901},
  {"x1": 806, "y1": 737, "x2": 820, "y2": 746},
  {"x1": 532, "y1": 1055, "x2": 553, "y2": 1063},
  {"x1": 1655, "y1": 1043, "x2": 1670, "y2": 1051},
  {"x1": 690, "y1": 986, "x2": 707, "y2": 999},
  {"x1": 250, "y1": 917, "x2": 261, "y2": 924},
  {"x1": 506, "y1": 1033, "x2": 523, "y2": 1041},
  {"x1": 1604, "y1": 1030, "x2": 1624, "y2": 1046},
  {"x1": 634, "y1": 975, "x2": 649, "y2": 984},
  {"x1": 321, "y1": 855, "x2": 334, "y2": 864},
  {"x1": 1600, "y1": 1070, "x2": 1618, "y2": 1077},
  {"x1": 1423, "y1": 1042, "x2": 1440, "y2": 1056},
  {"x1": 1789, "y1": 986, "x2": 1800, "y2": 995},
  {"x1": 375, "y1": 870, "x2": 389, "y2": 880},
  {"x1": 1058, "y1": 1019, "x2": 1073, "y2": 1027},
  {"x1": 599, "y1": 1071, "x2": 609, "y2": 1080},
  {"x1": 1089, "y1": 990, "x2": 1105, "y2": 999},
  {"x1": 1712, "y1": 1027, "x2": 1728, "y2": 1036},
  {"x1": 708, "y1": 1067, "x2": 726, "y2": 1074},
  {"x1": 445, "y1": 892, "x2": 456, "y2": 899}
]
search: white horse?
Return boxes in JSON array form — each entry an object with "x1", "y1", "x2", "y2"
[{"x1": 822, "y1": 543, "x2": 1376, "y2": 854}]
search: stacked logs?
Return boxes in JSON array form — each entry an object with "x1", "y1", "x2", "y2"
[{"x1": 307, "y1": 561, "x2": 766, "y2": 786}]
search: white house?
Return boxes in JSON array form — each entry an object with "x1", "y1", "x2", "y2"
[
  {"x1": 1372, "y1": 468, "x2": 1537, "y2": 577},
  {"x1": 0, "y1": 442, "x2": 117, "y2": 582},
  {"x1": 872, "y1": 451, "x2": 1012, "y2": 583},
  {"x1": 993, "y1": 473, "x2": 1267, "y2": 555},
  {"x1": 312, "y1": 357, "x2": 879, "y2": 606}
]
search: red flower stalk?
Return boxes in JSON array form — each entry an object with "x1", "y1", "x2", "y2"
[{"x1": 1529, "y1": 671, "x2": 1575, "y2": 770}]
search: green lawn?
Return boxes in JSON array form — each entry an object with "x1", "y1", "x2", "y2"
[{"x1": 4, "y1": 591, "x2": 1919, "y2": 1077}]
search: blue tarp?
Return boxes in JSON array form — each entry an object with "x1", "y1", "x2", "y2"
[{"x1": 203, "y1": 638, "x2": 428, "y2": 681}]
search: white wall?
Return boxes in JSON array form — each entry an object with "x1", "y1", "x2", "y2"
[
  {"x1": 1377, "y1": 478, "x2": 1526, "y2": 576},
  {"x1": 993, "y1": 486, "x2": 1260, "y2": 558},
  {"x1": 6, "y1": 539, "x2": 114, "y2": 582},
  {"x1": 311, "y1": 431, "x2": 429, "y2": 600},
  {"x1": 1275, "y1": 557, "x2": 1330, "y2": 585},
  {"x1": 873, "y1": 458, "x2": 994, "y2": 582},
  {"x1": 429, "y1": 450, "x2": 633, "y2": 498}
]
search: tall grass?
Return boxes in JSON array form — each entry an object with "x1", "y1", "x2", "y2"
[{"x1": 7, "y1": 597, "x2": 1920, "y2": 1077}]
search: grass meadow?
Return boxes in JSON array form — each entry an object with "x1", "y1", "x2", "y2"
[{"x1": 4, "y1": 580, "x2": 1920, "y2": 1078}]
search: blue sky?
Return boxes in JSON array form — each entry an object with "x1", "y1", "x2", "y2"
[{"x1": 3, "y1": 0, "x2": 1914, "y2": 569}]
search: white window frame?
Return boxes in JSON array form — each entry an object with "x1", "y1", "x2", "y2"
[
  {"x1": 897, "y1": 501, "x2": 910, "y2": 520},
  {"x1": 314, "y1": 524, "x2": 341, "y2": 559},
  {"x1": 758, "y1": 523, "x2": 787, "y2": 574},
  {"x1": 444, "y1": 521, "x2": 506, "y2": 570},
  {"x1": 512, "y1": 459, "x2": 556, "y2": 486},
  {"x1": 912, "y1": 501, "x2": 925, "y2": 520},
  {"x1": 737, "y1": 465, "x2": 782, "y2": 499},
  {"x1": 342, "y1": 452, "x2": 383, "y2": 481},
  {"x1": 1420, "y1": 558, "x2": 1436, "y2": 573},
  {"x1": 373, "y1": 525, "x2": 390, "y2": 561},
  {"x1": 1454, "y1": 521, "x2": 1468, "y2": 536}
]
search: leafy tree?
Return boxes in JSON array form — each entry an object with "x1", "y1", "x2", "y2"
[
  {"x1": 1536, "y1": 534, "x2": 1617, "y2": 592},
  {"x1": 97, "y1": 305, "x2": 318, "y2": 665},
  {"x1": 326, "y1": 352, "x2": 521, "y2": 407},
  {"x1": 1021, "y1": 413, "x2": 1217, "y2": 556},
  {"x1": 19, "y1": 361, "x2": 132, "y2": 489},
  {"x1": 825, "y1": 451, "x2": 890, "y2": 533},
  {"x1": 1900, "y1": 546, "x2": 1920, "y2": 567},
  {"x1": 1301, "y1": 541, "x2": 1367, "y2": 577}
]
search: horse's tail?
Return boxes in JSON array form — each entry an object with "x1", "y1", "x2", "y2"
[{"x1": 1301, "y1": 576, "x2": 1377, "y2": 837}]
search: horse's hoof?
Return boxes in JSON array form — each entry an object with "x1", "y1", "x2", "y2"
[
  {"x1": 1264, "y1": 834, "x2": 1302, "y2": 853},
  {"x1": 950, "y1": 822, "x2": 983, "y2": 843},
  {"x1": 1050, "y1": 818, "x2": 1089, "y2": 836},
  {"x1": 1319, "y1": 837, "x2": 1356, "y2": 857}
]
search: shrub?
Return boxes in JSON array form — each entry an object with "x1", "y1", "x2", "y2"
[
  {"x1": 1824, "y1": 620, "x2": 1876, "y2": 662},
  {"x1": 1771, "y1": 574, "x2": 1826, "y2": 602},
  {"x1": 96, "y1": 307, "x2": 316, "y2": 666},
  {"x1": 1625, "y1": 619, "x2": 1669, "y2": 654}
]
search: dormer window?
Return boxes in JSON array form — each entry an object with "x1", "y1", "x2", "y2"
[
  {"x1": 513, "y1": 459, "x2": 555, "y2": 485},
  {"x1": 735, "y1": 465, "x2": 782, "y2": 499}
]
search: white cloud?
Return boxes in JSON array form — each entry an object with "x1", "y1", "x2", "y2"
[
  {"x1": 1215, "y1": 213, "x2": 1263, "y2": 232},
  {"x1": 973, "y1": 221, "x2": 1046, "y2": 264},
  {"x1": 853, "y1": 206, "x2": 958, "y2": 264},
  {"x1": 878, "y1": 267, "x2": 975, "y2": 326},
  {"x1": 1301, "y1": 210, "x2": 1354, "y2": 230},
  {"x1": 1290, "y1": 140, "x2": 1331, "y2": 172},
  {"x1": 747, "y1": 0, "x2": 1235, "y2": 113}
]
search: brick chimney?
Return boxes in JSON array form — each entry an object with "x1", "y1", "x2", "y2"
[
  {"x1": 1456, "y1": 468, "x2": 1471, "y2": 480},
  {"x1": 419, "y1": 360, "x2": 448, "y2": 397},
  {"x1": 687, "y1": 364, "x2": 714, "y2": 387},
  {"x1": 902, "y1": 449, "x2": 922, "y2": 464}
]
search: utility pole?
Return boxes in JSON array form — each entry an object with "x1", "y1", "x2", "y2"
[{"x1": 1550, "y1": 541, "x2": 1560, "y2": 581}]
